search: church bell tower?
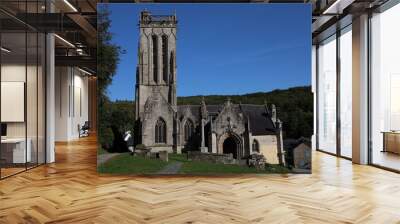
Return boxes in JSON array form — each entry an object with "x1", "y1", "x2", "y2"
[{"x1": 135, "y1": 10, "x2": 177, "y2": 121}]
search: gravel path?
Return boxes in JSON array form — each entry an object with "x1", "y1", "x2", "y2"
[
  {"x1": 97, "y1": 153, "x2": 126, "y2": 165},
  {"x1": 156, "y1": 162, "x2": 183, "y2": 174}
]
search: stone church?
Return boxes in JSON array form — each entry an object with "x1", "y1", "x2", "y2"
[{"x1": 134, "y1": 11, "x2": 285, "y2": 165}]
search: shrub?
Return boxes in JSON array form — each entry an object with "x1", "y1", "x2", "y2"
[{"x1": 100, "y1": 127, "x2": 114, "y2": 150}]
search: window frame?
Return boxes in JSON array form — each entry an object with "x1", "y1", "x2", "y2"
[
  {"x1": 315, "y1": 23, "x2": 353, "y2": 161},
  {"x1": 155, "y1": 118, "x2": 166, "y2": 144},
  {"x1": 252, "y1": 139, "x2": 259, "y2": 153}
]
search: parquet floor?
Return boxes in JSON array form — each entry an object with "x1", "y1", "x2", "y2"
[{"x1": 1, "y1": 135, "x2": 400, "y2": 224}]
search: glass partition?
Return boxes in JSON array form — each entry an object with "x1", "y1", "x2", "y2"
[
  {"x1": 370, "y1": 3, "x2": 400, "y2": 171},
  {"x1": 0, "y1": 1, "x2": 46, "y2": 179},
  {"x1": 339, "y1": 26, "x2": 352, "y2": 158},
  {"x1": 317, "y1": 35, "x2": 337, "y2": 154},
  {"x1": 1, "y1": 31, "x2": 28, "y2": 177}
]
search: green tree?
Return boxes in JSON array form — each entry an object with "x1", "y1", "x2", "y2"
[
  {"x1": 107, "y1": 100, "x2": 135, "y2": 153},
  {"x1": 110, "y1": 100, "x2": 135, "y2": 134},
  {"x1": 97, "y1": 5, "x2": 123, "y2": 149}
]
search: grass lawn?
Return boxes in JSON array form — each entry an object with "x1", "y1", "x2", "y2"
[
  {"x1": 97, "y1": 153, "x2": 169, "y2": 174},
  {"x1": 97, "y1": 147, "x2": 109, "y2": 155},
  {"x1": 180, "y1": 161, "x2": 269, "y2": 174},
  {"x1": 168, "y1": 153, "x2": 188, "y2": 162},
  {"x1": 169, "y1": 153, "x2": 290, "y2": 174},
  {"x1": 98, "y1": 152, "x2": 290, "y2": 174}
]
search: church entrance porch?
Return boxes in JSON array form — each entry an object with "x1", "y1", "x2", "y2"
[
  {"x1": 223, "y1": 136, "x2": 238, "y2": 159},
  {"x1": 218, "y1": 133, "x2": 243, "y2": 159}
]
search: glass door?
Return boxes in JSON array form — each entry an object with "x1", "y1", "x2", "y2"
[
  {"x1": 339, "y1": 26, "x2": 352, "y2": 158},
  {"x1": 1, "y1": 30, "x2": 28, "y2": 178},
  {"x1": 317, "y1": 34, "x2": 337, "y2": 155},
  {"x1": 370, "y1": 3, "x2": 400, "y2": 171}
]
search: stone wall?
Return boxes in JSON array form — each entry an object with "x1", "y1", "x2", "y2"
[
  {"x1": 213, "y1": 102, "x2": 246, "y2": 138},
  {"x1": 187, "y1": 151, "x2": 237, "y2": 165},
  {"x1": 293, "y1": 143, "x2": 311, "y2": 169},
  {"x1": 140, "y1": 90, "x2": 175, "y2": 148},
  {"x1": 178, "y1": 107, "x2": 200, "y2": 149},
  {"x1": 135, "y1": 12, "x2": 178, "y2": 150},
  {"x1": 150, "y1": 145, "x2": 173, "y2": 153}
]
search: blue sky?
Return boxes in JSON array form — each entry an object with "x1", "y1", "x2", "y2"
[{"x1": 104, "y1": 4, "x2": 311, "y2": 101}]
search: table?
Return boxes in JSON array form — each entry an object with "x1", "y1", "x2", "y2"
[
  {"x1": 1, "y1": 138, "x2": 31, "y2": 163},
  {"x1": 382, "y1": 131, "x2": 400, "y2": 154}
]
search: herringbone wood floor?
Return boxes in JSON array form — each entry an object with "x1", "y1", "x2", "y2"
[{"x1": 1, "y1": 136, "x2": 400, "y2": 224}]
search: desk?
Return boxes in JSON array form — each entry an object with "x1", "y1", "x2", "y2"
[
  {"x1": 1, "y1": 138, "x2": 31, "y2": 163},
  {"x1": 382, "y1": 132, "x2": 400, "y2": 154}
]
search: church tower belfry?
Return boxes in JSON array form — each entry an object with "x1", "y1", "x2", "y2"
[{"x1": 135, "y1": 10, "x2": 177, "y2": 121}]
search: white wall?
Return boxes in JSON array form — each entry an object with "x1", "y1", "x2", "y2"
[
  {"x1": 1, "y1": 65, "x2": 34, "y2": 139},
  {"x1": 251, "y1": 135, "x2": 279, "y2": 164},
  {"x1": 1, "y1": 62, "x2": 46, "y2": 164},
  {"x1": 55, "y1": 66, "x2": 67, "y2": 141},
  {"x1": 1, "y1": 65, "x2": 25, "y2": 125},
  {"x1": 55, "y1": 66, "x2": 89, "y2": 141},
  {"x1": 73, "y1": 72, "x2": 89, "y2": 137}
]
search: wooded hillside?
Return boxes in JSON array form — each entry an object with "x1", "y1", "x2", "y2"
[{"x1": 177, "y1": 86, "x2": 313, "y2": 139}]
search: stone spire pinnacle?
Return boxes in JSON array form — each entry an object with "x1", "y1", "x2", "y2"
[
  {"x1": 226, "y1": 97, "x2": 232, "y2": 106},
  {"x1": 271, "y1": 104, "x2": 277, "y2": 123},
  {"x1": 263, "y1": 99, "x2": 270, "y2": 114},
  {"x1": 201, "y1": 96, "x2": 207, "y2": 119}
]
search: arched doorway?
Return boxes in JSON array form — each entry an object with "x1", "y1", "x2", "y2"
[{"x1": 223, "y1": 136, "x2": 238, "y2": 159}]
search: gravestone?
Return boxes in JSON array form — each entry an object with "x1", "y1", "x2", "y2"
[{"x1": 158, "y1": 151, "x2": 169, "y2": 162}]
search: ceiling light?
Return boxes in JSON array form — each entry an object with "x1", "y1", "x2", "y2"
[
  {"x1": 54, "y1": 34, "x2": 75, "y2": 48},
  {"x1": 1, "y1": 47, "x2": 11, "y2": 53},
  {"x1": 322, "y1": 0, "x2": 355, "y2": 15},
  {"x1": 323, "y1": 0, "x2": 341, "y2": 14},
  {"x1": 63, "y1": 0, "x2": 78, "y2": 12},
  {"x1": 78, "y1": 67, "x2": 92, "y2": 76},
  {"x1": 76, "y1": 48, "x2": 86, "y2": 56}
]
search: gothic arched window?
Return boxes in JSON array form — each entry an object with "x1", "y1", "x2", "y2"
[
  {"x1": 252, "y1": 139, "x2": 260, "y2": 153},
  {"x1": 152, "y1": 35, "x2": 158, "y2": 83},
  {"x1": 155, "y1": 118, "x2": 166, "y2": 143},
  {"x1": 184, "y1": 119, "x2": 194, "y2": 142},
  {"x1": 162, "y1": 35, "x2": 168, "y2": 83}
]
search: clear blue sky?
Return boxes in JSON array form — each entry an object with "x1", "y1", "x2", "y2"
[{"x1": 105, "y1": 4, "x2": 311, "y2": 101}]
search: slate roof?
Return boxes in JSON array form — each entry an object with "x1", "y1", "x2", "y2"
[
  {"x1": 177, "y1": 105, "x2": 200, "y2": 119},
  {"x1": 206, "y1": 105, "x2": 223, "y2": 114},
  {"x1": 239, "y1": 104, "x2": 276, "y2": 135},
  {"x1": 177, "y1": 103, "x2": 276, "y2": 136}
]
